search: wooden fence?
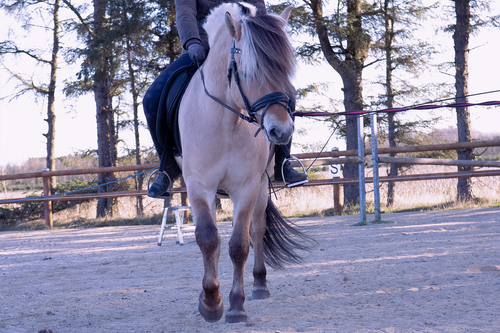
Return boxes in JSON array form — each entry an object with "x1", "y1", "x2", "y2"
[{"x1": 1, "y1": 139, "x2": 500, "y2": 229}]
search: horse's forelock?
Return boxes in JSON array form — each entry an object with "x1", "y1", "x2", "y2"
[
  {"x1": 204, "y1": 3, "x2": 296, "y2": 94},
  {"x1": 240, "y1": 13, "x2": 296, "y2": 88},
  {"x1": 204, "y1": 3, "x2": 258, "y2": 46}
]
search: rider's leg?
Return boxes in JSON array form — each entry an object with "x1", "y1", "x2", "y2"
[
  {"x1": 274, "y1": 141, "x2": 307, "y2": 184},
  {"x1": 143, "y1": 53, "x2": 191, "y2": 198},
  {"x1": 273, "y1": 95, "x2": 307, "y2": 185}
]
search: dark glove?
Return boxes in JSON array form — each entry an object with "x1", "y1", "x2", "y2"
[{"x1": 188, "y1": 43, "x2": 207, "y2": 64}]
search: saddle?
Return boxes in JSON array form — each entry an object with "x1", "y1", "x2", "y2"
[{"x1": 156, "y1": 62, "x2": 198, "y2": 159}]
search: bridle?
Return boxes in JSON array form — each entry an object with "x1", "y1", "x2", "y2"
[{"x1": 200, "y1": 39, "x2": 293, "y2": 138}]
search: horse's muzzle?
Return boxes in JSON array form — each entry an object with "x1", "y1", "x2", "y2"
[
  {"x1": 268, "y1": 125, "x2": 293, "y2": 145},
  {"x1": 264, "y1": 114, "x2": 294, "y2": 145}
]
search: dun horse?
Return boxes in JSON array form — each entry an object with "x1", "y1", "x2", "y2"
[{"x1": 175, "y1": 3, "x2": 313, "y2": 323}]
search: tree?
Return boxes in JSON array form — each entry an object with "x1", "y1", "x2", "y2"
[
  {"x1": 277, "y1": 0, "x2": 373, "y2": 207},
  {"x1": 453, "y1": 0, "x2": 473, "y2": 201},
  {"x1": 0, "y1": 0, "x2": 62, "y2": 190},
  {"x1": 372, "y1": 0, "x2": 443, "y2": 206},
  {"x1": 447, "y1": 0, "x2": 499, "y2": 201},
  {"x1": 63, "y1": 0, "x2": 181, "y2": 217},
  {"x1": 62, "y1": 0, "x2": 119, "y2": 217},
  {"x1": 92, "y1": 0, "x2": 118, "y2": 217},
  {"x1": 113, "y1": 0, "x2": 181, "y2": 216}
]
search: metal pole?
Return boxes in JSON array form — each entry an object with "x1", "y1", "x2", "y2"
[
  {"x1": 357, "y1": 116, "x2": 366, "y2": 224},
  {"x1": 370, "y1": 114, "x2": 381, "y2": 222}
]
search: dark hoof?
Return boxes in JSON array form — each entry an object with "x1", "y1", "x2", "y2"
[
  {"x1": 225, "y1": 310, "x2": 247, "y2": 323},
  {"x1": 251, "y1": 288, "x2": 270, "y2": 300},
  {"x1": 198, "y1": 301, "x2": 224, "y2": 323}
]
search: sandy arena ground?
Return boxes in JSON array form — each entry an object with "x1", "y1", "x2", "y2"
[{"x1": 1, "y1": 207, "x2": 500, "y2": 333}]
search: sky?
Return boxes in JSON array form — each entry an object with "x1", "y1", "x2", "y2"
[{"x1": 1, "y1": 2, "x2": 499, "y2": 167}]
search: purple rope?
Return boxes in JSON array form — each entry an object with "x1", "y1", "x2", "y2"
[{"x1": 294, "y1": 100, "x2": 500, "y2": 117}]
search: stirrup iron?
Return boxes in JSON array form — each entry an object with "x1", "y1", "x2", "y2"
[
  {"x1": 147, "y1": 168, "x2": 173, "y2": 198},
  {"x1": 281, "y1": 155, "x2": 308, "y2": 188}
]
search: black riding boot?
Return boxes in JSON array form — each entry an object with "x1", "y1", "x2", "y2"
[
  {"x1": 148, "y1": 150, "x2": 181, "y2": 199},
  {"x1": 274, "y1": 141, "x2": 307, "y2": 185}
]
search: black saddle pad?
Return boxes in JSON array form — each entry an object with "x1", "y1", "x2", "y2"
[{"x1": 156, "y1": 63, "x2": 198, "y2": 157}]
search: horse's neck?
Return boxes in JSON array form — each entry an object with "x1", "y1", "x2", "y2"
[
  {"x1": 201, "y1": 40, "x2": 245, "y2": 125},
  {"x1": 204, "y1": 40, "x2": 230, "y2": 93}
]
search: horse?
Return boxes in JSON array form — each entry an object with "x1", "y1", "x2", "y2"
[{"x1": 175, "y1": 3, "x2": 314, "y2": 323}]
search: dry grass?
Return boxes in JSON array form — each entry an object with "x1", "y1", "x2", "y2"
[
  {"x1": 216, "y1": 185, "x2": 335, "y2": 221},
  {"x1": 372, "y1": 165, "x2": 500, "y2": 212},
  {"x1": 2, "y1": 165, "x2": 499, "y2": 231},
  {"x1": 218, "y1": 165, "x2": 500, "y2": 219}
]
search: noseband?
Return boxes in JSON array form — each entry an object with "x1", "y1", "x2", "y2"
[{"x1": 200, "y1": 39, "x2": 293, "y2": 137}]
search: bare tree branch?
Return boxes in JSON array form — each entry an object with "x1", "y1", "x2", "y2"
[
  {"x1": 61, "y1": 0, "x2": 96, "y2": 38},
  {"x1": 1, "y1": 63, "x2": 48, "y2": 98},
  {"x1": 0, "y1": 41, "x2": 50, "y2": 63}
]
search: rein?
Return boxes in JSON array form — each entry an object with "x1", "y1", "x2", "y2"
[{"x1": 200, "y1": 39, "x2": 292, "y2": 137}]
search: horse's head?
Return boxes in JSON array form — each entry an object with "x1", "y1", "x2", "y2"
[{"x1": 212, "y1": 4, "x2": 296, "y2": 146}]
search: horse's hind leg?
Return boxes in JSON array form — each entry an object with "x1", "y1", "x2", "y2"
[
  {"x1": 250, "y1": 188, "x2": 271, "y2": 300},
  {"x1": 192, "y1": 197, "x2": 224, "y2": 322}
]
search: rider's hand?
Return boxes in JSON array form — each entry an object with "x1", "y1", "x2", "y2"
[{"x1": 188, "y1": 43, "x2": 207, "y2": 64}]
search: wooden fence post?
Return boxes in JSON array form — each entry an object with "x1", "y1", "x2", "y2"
[
  {"x1": 41, "y1": 168, "x2": 53, "y2": 229},
  {"x1": 180, "y1": 177, "x2": 190, "y2": 222},
  {"x1": 333, "y1": 184, "x2": 342, "y2": 215},
  {"x1": 330, "y1": 147, "x2": 342, "y2": 215}
]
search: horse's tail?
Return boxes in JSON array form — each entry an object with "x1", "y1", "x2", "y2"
[{"x1": 263, "y1": 197, "x2": 317, "y2": 270}]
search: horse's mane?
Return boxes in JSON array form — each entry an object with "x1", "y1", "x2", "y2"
[{"x1": 204, "y1": 3, "x2": 296, "y2": 91}]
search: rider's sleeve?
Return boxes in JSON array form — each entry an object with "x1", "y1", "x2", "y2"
[{"x1": 175, "y1": 0, "x2": 201, "y2": 49}]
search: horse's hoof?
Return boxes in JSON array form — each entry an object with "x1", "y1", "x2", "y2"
[
  {"x1": 225, "y1": 310, "x2": 247, "y2": 323},
  {"x1": 251, "y1": 288, "x2": 270, "y2": 300},
  {"x1": 198, "y1": 301, "x2": 224, "y2": 323}
]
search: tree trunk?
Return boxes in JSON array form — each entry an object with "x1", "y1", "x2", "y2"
[
  {"x1": 387, "y1": 112, "x2": 398, "y2": 206},
  {"x1": 93, "y1": 0, "x2": 116, "y2": 218},
  {"x1": 45, "y1": 0, "x2": 60, "y2": 192},
  {"x1": 454, "y1": 0, "x2": 474, "y2": 201},
  {"x1": 309, "y1": 0, "x2": 369, "y2": 207},
  {"x1": 341, "y1": 74, "x2": 363, "y2": 207},
  {"x1": 384, "y1": 0, "x2": 398, "y2": 207},
  {"x1": 126, "y1": 37, "x2": 144, "y2": 217}
]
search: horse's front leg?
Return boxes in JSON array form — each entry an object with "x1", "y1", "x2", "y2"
[
  {"x1": 192, "y1": 196, "x2": 224, "y2": 322},
  {"x1": 250, "y1": 188, "x2": 271, "y2": 300},
  {"x1": 225, "y1": 195, "x2": 256, "y2": 323}
]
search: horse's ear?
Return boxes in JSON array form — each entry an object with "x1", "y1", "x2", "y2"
[
  {"x1": 279, "y1": 6, "x2": 293, "y2": 24},
  {"x1": 225, "y1": 11, "x2": 242, "y2": 41}
]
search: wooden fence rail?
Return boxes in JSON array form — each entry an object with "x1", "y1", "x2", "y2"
[{"x1": 1, "y1": 140, "x2": 499, "y2": 229}]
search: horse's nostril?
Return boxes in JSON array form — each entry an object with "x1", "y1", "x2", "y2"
[{"x1": 269, "y1": 128, "x2": 278, "y2": 139}]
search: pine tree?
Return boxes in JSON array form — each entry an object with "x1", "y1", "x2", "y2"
[
  {"x1": 277, "y1": 0, "x2": 373, "y2": 207},
  {"x1": 63, "y1": 0, "x2": 181, "y2": 217},
  {"x1": 371, "y1": 0, "x2": 442, "y2": 206},
  {"x1": 453, "y1": 0, "x2": 474, "y2": 202}
]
